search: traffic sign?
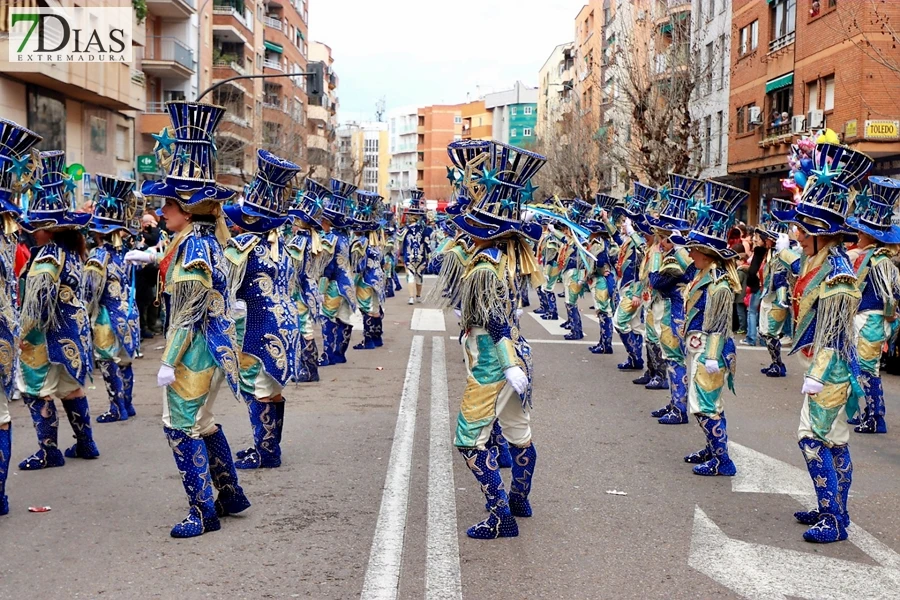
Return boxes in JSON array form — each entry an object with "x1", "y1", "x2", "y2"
[{"x1": 137, "y1": 154, "x2": 157, "y2": 174}]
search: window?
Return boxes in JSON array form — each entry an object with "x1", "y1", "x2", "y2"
[
  {"x1": 703, "y1": 116, "x2": 712, "y2": 167},
  {"x1": 716, "y1": 111, "x2": 724, "y2": 164},
  {"x1": 706, "y1": 42, "x2": 714, "y2": 94},
  {"x1": 523, "y1": 128, "x2": 533, "y2": 137},
  {"x1": 751, "y1": 20, "x2": 759, "y2": 51},
  {"x1": 718, "y1": 35, "x2": 726, "y2": 89},
  {"x1": 510, "y1": 128, "x2": 517, "y2": 138},
  {"x1": 453, "y1": 134, "x2": 462, "y2": 141},
  {"x1": 511, "y1": 106, "x2": 517, "y2": 116},
  {"x1": 739, "y1": 21, "x2": 758, "y2": 55},
  {"x1": 823, "y1": 75, "x2": 835, "y2": 111},
  {"x1": 454, "y1": 116, "x2": 462, "y2": 124},
  {"x1": 524, "y1": 106, "x2": 533, "y2": 115},
  {"x1": 115, "y1": 125, "x2": 129, "y2": 161},
  {"x1": 736, "y1": 105, "x2": 746, "y2": 134},
  {"x1": 771, "y1": 0, "x2": 796, "y2": 41},
  {"x1": 807, "y1": 80, "x2": 818, "y2": 111}
]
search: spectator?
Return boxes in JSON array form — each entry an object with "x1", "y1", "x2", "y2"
[
  {"x1": 135, "y1": 213, "x2": 162, "y2": 338},
  {"x1": 742, "y1": 230, "x2": 768, "y2": 346},
  {"x1": 730, "y1": 239, "x2": 749, "y2": 334}
]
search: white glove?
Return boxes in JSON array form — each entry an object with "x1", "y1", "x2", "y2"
[
  {"x1": 775, "y1": 233, "x2": 790, "y2": 252},
  {"x1": 802, "y1": 377, "x2": 824, "y2": 395},
  {"x1": 232, "y1": 300, "x2": 247, "y2": 319},
  {"x1": 453, "y1": 308, "x2": 462, "y2": 319},
  {"x1": 704, "y1": 359, "x2": 720, "y2": 374},
  {"x1": 624, "y1": 218, "x2": 635, "y2": 235},
  {"x1": 125, "y1": 249, "x2": 157, "y2": 265},
  {"x1": 157, "y1": 364, "x2": 176, "y2": 387},
  {"x1": 504, "y1": 366, "x2": 529, "y2": 396},
  {"x1": 516, "y1": 308, "x2": 523, "y2": 318}
]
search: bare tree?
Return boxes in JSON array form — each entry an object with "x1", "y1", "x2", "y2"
[{"x1": 827, "y1": 0, "x2": 900, "y2": 81}]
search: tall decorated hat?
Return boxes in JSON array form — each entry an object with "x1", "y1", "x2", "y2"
[
  {"x1": 670, "y1": 180, "x2": 749, "y2": 260},
  {"x1": 404, "y1": 189, "x2": 428, "y2": 217},
  {"x1": 846, "y1": 176, "x2": 900, "y2": 244},
  {"x1": 141, "y1": 101, "x2": 235, "y2": 210},
  {"x1": 224, "y1": 149, "x2": 301, "y2": 233},
  {"x1": 322, "y1": 178, "x2": 357, "y2": 228},
  {"x1": 447, "y1": 140, "x2": 492, "y2": 216},
  {"x1": 451, "y1": 141, "x2": 547, "y2": 242},
  {"x1": 757, "y1": 198, "x2": 792, "y2": 241},
  {"x1": 289, "y1": 177, "x2": 328, "y2": 228},
  {"x1": 20, "y1": 151, "x2": 91, "y2": 232},
  {"x1": 621, "y1": 182, "x2": 658, "y2": 236},
  {"x1": 647, "y1": 173, "x2": 704, "y2": 232},
  {"x1": 584, "y1": 192, "x2": 620, "y2": 232},
  {"x1": 773, "y1": 143, "x2": 873, "y2": 235},
  {"x1": 352, "y1": 190, "x2": 383, "y2": 232},
  {"x1": 0, "y1": 118, "x2": 42, "y2": 216},
  {"x1": 567, "y1": 198, "x2": 593, "y2": 228},
  {"x1": 89, "y1": 174, "x2": 139, "y2": 235},
  {"x1": 381, "y1": 207, "x2": 397, "y2": 233}
]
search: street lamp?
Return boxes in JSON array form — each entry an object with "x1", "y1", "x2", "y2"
[{"x1": 196, "y1": 71, "x2": 321, "y2": 102}]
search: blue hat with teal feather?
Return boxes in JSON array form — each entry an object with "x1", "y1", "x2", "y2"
[
  {"x1": 446, "y1": 140, "x2": 492, "y2": 216},
  {"x1": 756, "y1": 198, "x2": 792, "y2": 240},
  {"x1": 322, "y1": 178, "x2": 357, "y2": 228},
  {"x1": 89, "y1": 174, "x2": 138, "y2": 235},
  {"x1": 20, "y1": 151, "x2": 91, "y2": 232},
  {"x1": 670, "y1": 180, "x2": 748, "y2": 260},
  {"x1": 621, "y1": 182, "x2": 657, "y2": 237},
  {"x1": 289, "y1": 178, "x2": 328, "y2": 228},
  {"x1": 0, "y1": 118, "x2": 42, "y2": 217},
  {"x1": 224, "y1": 148, "x2": 301, "y2": 233},
  {"x1": 404, "y1": 188, "x2": 428, "y2": 217},
  {"x1": 352, "y1": 190, "x2": 383, "y2": 232},
  {"x1": 845, "y1": 176, "x2": 900, "y2": 244},
  {"x1": 647, "y1": 173, "x2": 704, "y2": 232},
  {"x1": 583, "y1": 192, "x2": 620, "y2": 233}
]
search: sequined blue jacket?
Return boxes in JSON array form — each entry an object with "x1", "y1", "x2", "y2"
[
  {"x1": 83, "y1": 243, "x2": 141, "y2": 358},
  {"x1": 321, "y1": 228, "x2": 357, "y2": 310},
  {"x1": 0, "y1": 222, "x2": 19, "y2": 398}
]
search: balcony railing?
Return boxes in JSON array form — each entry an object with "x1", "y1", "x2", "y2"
[
  {"x1": 213, "y1": 58, "x2": 246, "y2": 76},
  {"x1": 131, "y1": 69, "x2": 146, "y2": 86},
  {"x1": 213, "y1": 3, "x2": 252, "y2": 31},
  {"x1": 145, "y1": 101, "x2": 167, "y2": 114},
  {"x1": 765, "y1": 123, "x2": 792, "y2": 138},
  {"x1": 769, "y1": 31, "x2": 795, "y2": 53},
  {"x1": 263, "y1": 15, "x2": 282, "y2": 30},
  {"x1": 146, "y1": 36, "x2": 194, "y2": 71},
  {"x1": 263, "y1": 59, "x2": 283, "y2": 71}
]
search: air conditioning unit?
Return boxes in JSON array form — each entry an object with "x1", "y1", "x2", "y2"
[
  {"x1": 637, "y1": 10, "x2": 646, "y2": 20},
  {"x1": 748, "y1": 106, "x2": 762, "y2": 125},
  {"x1": 808, "y1": 109, "x2": 825, "y2": 129},
  {"x1": 791, "y1": 115, "x2": 806, "y2": 133}
]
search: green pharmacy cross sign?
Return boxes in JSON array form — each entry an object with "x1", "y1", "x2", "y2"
[{"x1": 136, "y1": 154, "x2": 157, "y2": 174}]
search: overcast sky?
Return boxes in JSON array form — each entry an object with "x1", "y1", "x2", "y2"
[{"x1": 308, "y1": 0, "x2": 587, "y2": 122}]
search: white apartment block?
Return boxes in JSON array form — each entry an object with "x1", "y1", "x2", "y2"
[
  {"x1": 386, "y1": 106, "x2": 419, "y2": 206},
  {"x1": 691, "y1": 0, "x2": 732, "y2": 180}
]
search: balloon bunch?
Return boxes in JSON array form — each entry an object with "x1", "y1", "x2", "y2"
[{"x1": 782, "y1": 135, "x2": 816, "y2": 202}]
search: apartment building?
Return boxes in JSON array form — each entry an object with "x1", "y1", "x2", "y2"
[
  {"x1": 307, "y1": 41, "x2": 339, "y2": 181},
  {"x1": 416, "y1": 104, "x2": 463, "y2": 202},
  {"x1": 336, "y1": 122, "x2": 389, "y2": 199},
  {"x1": 537, "y1": 42, "x2": 576, "y2": 140},
  {"x1": 461, "y1": 99, "x2": 493, "y2": 142},
  {"x1": 484, "y1": 81, "x2": 538, "y2": 147},
  {"x1": 691, "y1": 0, "x2": 732, "y2": 181},
  {"x1": 387, "y1": 106, "x2": 419, "y2": 206},
  {"x1": 729, "y1": 0, "x2": 900, "y2": 221}
]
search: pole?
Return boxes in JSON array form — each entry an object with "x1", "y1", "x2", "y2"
[{"x1": 196, "y1": 71, "x2": 313, "y2": 102}]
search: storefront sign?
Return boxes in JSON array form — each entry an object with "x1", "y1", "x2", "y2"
[
  {"x1": 865, "y1": 120, "x2": 899, "y2": 140},
  {"x1": 136, "y1": 154, "x2": 157, "y2": 173},
  {"x1": 844, "y1": 120, "x2": 858, "y2": 138}
]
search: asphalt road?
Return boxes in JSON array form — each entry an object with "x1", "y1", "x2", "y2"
[{"x1": 4, "y1": 280, "x2": 900, "y2": 600}]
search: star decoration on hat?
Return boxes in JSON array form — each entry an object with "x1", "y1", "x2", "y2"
[
  {"x1": 152, "y1": 129, "x2": 176, "y2": 154},
  {"x1": 62, "y1": 175, "x2": 77, "y2": 195},
  {"x1": 812, "y1": 161, "x2": 841, "y2": 189},
  {"x1": 177, "y1": 148, "x2": 191, "y2": 165},
  {"x1": 499, "y1": 198, "x2": 516, "y2": 215},
  {"x1": 446, "y1": 166, "x2": 460, "y2": 186},
  {"x1": 9, "y1": 154, "x2": 31, "y2": 179},
  {"x1": 520, "y1": 180, "x2": 539, "y2": 204},
  {"x1": 853, "y1": 187, "x2": 871, "y2": 216},
  {"x1": 30, "y1": 179, "x2": 44, "y2": 193},
  {"x1": 689, "y1": 199, "x2": 710, "y2": 221},
  {"x1": 658, "y1": 186, "x2": 671, "y2": 203},
  {"x1": 476, "y1": 166, "x2": 502, "y2": 194}
]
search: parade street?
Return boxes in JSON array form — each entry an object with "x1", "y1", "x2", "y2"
[{"x1": 2, "y1": 280, "x2": 899, "y2": 600}]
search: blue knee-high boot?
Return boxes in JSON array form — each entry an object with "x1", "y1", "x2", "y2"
[
  {"x1": 617, "y1": 333, "x2": 644, "y2": 370},
  {"x1": 645, "y1": 344, "x2": 669, "y2": 390},
  {"x1": 61, "y1": 396, "x2": 100, "y2": 459},
  {"x1": 832, "y1": 444, "x2": 852, "y2": 527},
  {"x1": 385, "y1": 275, "x2": 395, "y2": 298},
  {"x1": 855, "y1": 375, "x2": 887, "y2": 434},
  {"x1": 563, "y1": 304, "x2": 584, "y2": 340},
  {"x1": 393, "y1": 271, "x2": 402, "y2": 291},
  {"x1": 692, "y1": 415, "x2": 736, "y2": 476},
  {"x1": 296, "y1": 337, "x2": 320, "y2": 382},
  {"x1": 354, "y1": 315, "x2": 377, "y2": 350},
  {"x1": 333, "y1": 321, "x2": 352, "y2": 364},
  {"x1": 318, "y1": 319, "x2": 338, "y2": 366},
  {"x1": 508, "y1": 443, "x2": 537, "y2": 518},
  {"x1": 459, "y1": 447, "x2": 518, "y2": 539},
  {"x1": 488, "y1": 421, "x2": 512, "y2": 468},
  {"x1": 0, "y1": 426, "x2": 10, "y2": 515},
  {"x1": 658, "y1": 361, "x2": 689, "y2": 424},
  {"x1": 164, "y1": 427, "x2": 221, "y2": 538},
  {"x1": 121, "y1": 364, "x2": 136, "y2": 417},
  {"x1": 372, "y1": 310, "x2": 384, "y2": 347},
  {"x1": 684, "y1": 414, "x2": 712, "y2": 464},
  {"x1": 795, "y1": 438, "x2": 847, "y2": 543},
  {"x1": 761, "y1": 336, "x2": 787, "y2": 377},
  {"x1": 520, "y1": 285, "x2": 531, "y2": 307},
  {"x1": 235, "y1": 399, "x2": 282, "y2": 469},
  {"x1": 18, "y1": 396, "x2": 65, "y2": 470},
  {"x1": 96, "y1": 360, "x2": 125, "y2": 423},
  {"x1": 534, "y1": 289, "x2": 547, "y2": 315},
  {"x1": 541, "y1": 289, "x2": 558, "y2": 320},
  {"x1": 203, "y1": 426, "x2": 251, "y2": 516}
]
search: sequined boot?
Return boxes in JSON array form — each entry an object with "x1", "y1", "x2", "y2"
[
  {"x1": 318, "y1": 319, "x2": 338, "y2": 366},
  {"x1": 165, "y1": 427, "x2": 221, "y2": 538},
  {"x1": 0, "y1": 426, "x2": 10, "y2": 515},
  {"x1": 235, "y1": 399, "x2": 282, "y2": 469},
  {"x1": 488, "y1": 421, "x2": 513, "y2": 468},
  {"x1": 96, "y1": 360, "x2": 125, "y2": 423},
  {"x1": 334, "y1": 321, "x2": 353, "y2": 363},
  {"x1": 589, "y1": 313, "x2": 614, "y2": 354},
  {"x1": 795, "y1": 438, "x2": 847, "y2": 543},
  {"x1": 508, "y1": 443, "x2": 537, "y2": 518},
  {"x1": 203, "y1": 426, "x2": 251, "y2": 517},
  {"x1": 684, "y1": 415, "x2": 712, "y2": 464},
  {"x1": 353, "y1": 315, "x2": 377, "y2": 350},
  {"x1": 533, "y1": 289, "x2": 547, "y2": 315},
  {"x1": 658, "y1": 361, "x2": 689, "y2": 424},
  {"x1": 617, "y1": 333, "x2": 644, "y2": 371},
  {"x1": 692, "y1": 415, "x2": 736, "y2": 476},
  {"x1": 121, "y1": 363, "x2": 136, "y2": 417},
  {"x1": 61, "y1": 396, "x2": 100, "y2": 459},
  {"x1": 855, "y1": 376, "x2": 887, "y2": 434},
  {"x1": 563, "y1": 304, "x2": 584, "y2": 340},
  {"x1": 18, "y1": 396, "x2": 65, "y2": 470},
  {"x1": 460, "y1": 447, "x2": 518, "y2": 539},
  {"x1": 372, "y1": 311, "x2": 384, "y2": 347},
  {"x1": 541, "y1": 290, "x2": 558, "y2": 320},
  {"x1": 645, "y1": 345, "x2": 669, "y2": 390}
]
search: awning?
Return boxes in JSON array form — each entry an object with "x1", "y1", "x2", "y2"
[
  {"x1": 298, "y1": 31, "x2": 304, "y2": 40},
  {"x1": 659, "y1": 22, "x2": 672, "y2": 34},
  {"x1": 264, "y1": 40, "x2": 283, "y2": 54},
  {"x1": 765, "y1": 72, "x2": 793, "y2": 93}
]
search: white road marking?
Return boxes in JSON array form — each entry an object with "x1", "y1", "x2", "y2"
[
  {"x1": 412, "y1": 308, "x2": 447, "y2": 332},
  {"x1": 689, "y1": 506, "x2": 900, "y2": 600},
  {"x1": 426, "y1": 337, "x2": 462, "y2": 600},
  {"x1": 350, "y1": 311, "x2": 364, "y2": 329},
  {"x1": 526, "y1": 311, "x2": 569, "y2": 336},
  {"x1": 360, "y1": 335, "x2": 424, "y2": 600}
]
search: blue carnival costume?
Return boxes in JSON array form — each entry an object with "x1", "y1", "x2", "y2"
[
  {"x1": 83, "y1": 175, "x2": 142, "y2": 423},
  {"x1": 583, "y1": 193, "x2": 622, "y2": 354},
  {"x1": 398, "y1": 190, "x2": 431, "y2": 303},
  {"x1": 756, "y1": 200, "x2": 795, "y2": 378},
  {"x1": 558, "y1": 198, "x2": 592, "y2": 341},
  {"x1": 287, "y1": 178, "x2": 330, "y2": 383},
  {"x1": 614, "y1": 187, "x2": 654, "y2": 373},
  {"x1": 844, "y1": 176, "x2": 900, "y2": 434},
  {"x1": 0, "y1": 118, "x2": 41, "y2": 513},
  {"x1": 224, "y1": 149, "x2": 302, "y2": 469},
  {"x1": 451, "y1": 141, "x2": 546, "y2": 540},
  {"x1": 351, "y1": 190, "x2": 387, "y2": 350},
  {"x1": 670, "y1": 180, "x2": 746, "y2": 477},
  {"x1": 773, "y1": 143, "x2": 873, "y2": 543},
  {"x1": 18, "y1": 151, "x2": 98, "y2": 470},
  {"x1": 318, "y1": 179, "x2": 358, "y2": 366},
  {"x1": 382, "y1": 210, "x2": 400, "y2": 298},
  {"x1": 141, "y1": 101, "x2": 249, "y2": 537}
]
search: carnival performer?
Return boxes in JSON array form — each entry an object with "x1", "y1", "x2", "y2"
[
  {"x1": 535, "y1": 209, "x2": 565, "y2": 321},
  {"x1": 382, "y1": 209, "x2": 399, "y2": 299},
  {"x1": 755, "y1": 204, "x2": 795, "y2": 378},
  {"x1": 398, "y1": 190, "x2": 430, "y2": 305},
  {"x1": 670, "y1": 180, "x2": 746, "y2": 476},
  {"x1": 613, "y1": 186, "x2": 653, "y2": 374},
  {"x1": 844, "y1": 176, "x2": 900, "y2": 434},
  {"x1": 0, "y1": 118, "x2": 41, "y2": 513},
  {"x1": 287, "y1": 178, "x2": 330, "y2": 383},
  {"x1": 18, "y1": 150, "x2": 99, "y2": 470},
  {"x1": 772, "y1": 143, "x2": 873, "y2": 543},
  {"x1": 223, "y1": 149, "x2": 302, "y2": 469},
  {"x1": 558, "y1": 199, "x2": 592, "y2": 341},
  {"x1": 351, "y1": 190, "x2": 387, "y2": 351},
  {"x1": 645, "y1": 175, "x2": 703, "y2": 422},
  {"x1": 83, "y1": 175, "x2": 142, "y2": 423},
  {"x1": 318, "y1": 179, "x2": 358, "y2": 366},
  {"x1": 130, "y1": 101, "x2": 249, "y2": 537},
  {"x1": 451, "y1": 140, "x2": 546, "y2": 539},
  {"x1": 583, "y1": 194, "x2": 621, "y2": 354}
]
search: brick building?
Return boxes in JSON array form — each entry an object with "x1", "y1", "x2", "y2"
[
  {"x1": 729, "y1": 0, "x2": 900, "y2": 223},
  {"x1": 416, "y1": 104, "x2": 463, "y2": 203}
]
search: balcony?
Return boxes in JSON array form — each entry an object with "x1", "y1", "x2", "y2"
[
  {"x1": 308, "y1": 104, "x2": 328, "y2": 125},
  {"x1": 263, "y1": 59, "x2": 283, "y2": 71},
  {"x1": 308, "y1": 135, "x2": 328, "y2": 151},
  {"x1": 769, "y1": 31, "x2": 796, "y2": 54},
  {"x1": 138, "y1": 102, "x2": 172, "y2": 134},
  {"x1": 213, "y1": 3, "x2": 253, "y2": 41},
  {"x1": 758, "y1": 123, "x2": 793, "y2": 148},
  {"x1": 142, "y1": 37, "x2": 194, "y2": 79},
  {"x1": 147, "y1": 0, "x2": 195, "y2": 19},
  {"x1": 263, "y1": 15, "x2": 283, "y2": 30},
  {"x1": 213, "y1": 57, "x2": 246, "y2": 77},
  {"x1": 130, "y1": 69, "x2": 146, "y2": 87}
]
